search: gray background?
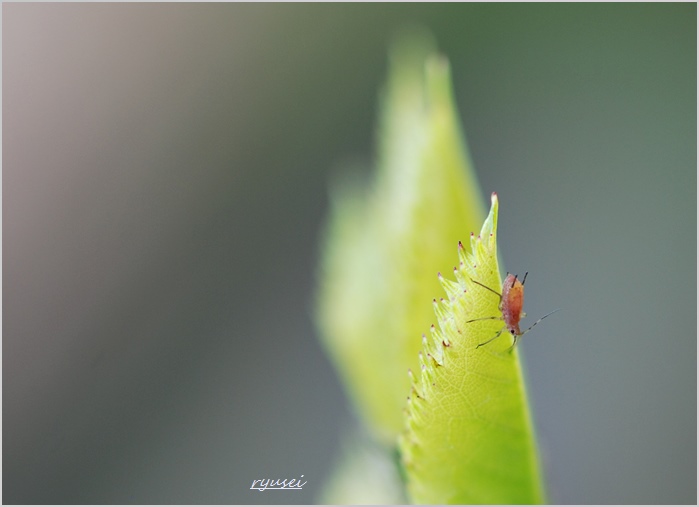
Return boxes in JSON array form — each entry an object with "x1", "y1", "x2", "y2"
[{"x1": 3, "y1": 3, "x2": 696, "y2": 504}]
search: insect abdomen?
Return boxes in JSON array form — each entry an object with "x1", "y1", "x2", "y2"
[{"x1": 501, "y1": 274, "x2": 524, "y2": 334}]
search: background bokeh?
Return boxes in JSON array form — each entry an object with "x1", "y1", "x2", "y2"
[{"x1": 3, "y1": 3, "x2": 696, "y2": 504}]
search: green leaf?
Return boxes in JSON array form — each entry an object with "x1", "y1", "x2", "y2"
[
  {"x1": 316, "y1": 32, "x2": 486, "y2": 442},
  {"x1": 400, "y1": 194, "x2": 545, "y2": 504}
]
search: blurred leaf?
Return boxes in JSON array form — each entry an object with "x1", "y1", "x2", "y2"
[
  {"x1": 318, "y1": 428, "x2": 406, "y2": 505},
  {"x1": 316, "y1": 31, "x2": 486, "y2": 442},
  {"x1": 399, "y1": 194, "x2": 545, "y2": 504}
]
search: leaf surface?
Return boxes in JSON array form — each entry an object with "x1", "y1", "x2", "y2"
[{"x1": 400, "y1": 194, "x2": 545, "y2": 504}]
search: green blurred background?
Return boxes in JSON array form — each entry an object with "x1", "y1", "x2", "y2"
[{"x1": 3, "y1": 3, "x2": 695, "y2": 504}]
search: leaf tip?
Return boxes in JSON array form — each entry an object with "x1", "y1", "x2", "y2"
[{"x1": 476, "y1": 191, "x2": 499, "y2": 249}]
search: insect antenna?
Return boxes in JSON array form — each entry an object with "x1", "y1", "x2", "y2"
[{"x1": 519, "y1": 308, "x2": 562, "y2": 336}]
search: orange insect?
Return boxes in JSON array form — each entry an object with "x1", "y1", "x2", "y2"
[{"x1": 467, "y1": 272, "x2": 560, "y2": 351}]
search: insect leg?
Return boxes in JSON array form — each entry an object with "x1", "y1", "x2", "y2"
[
  {"x1": 469, "y1": 279, "x2": 502, "y2": 300},
  {"x1": 507, "y1": 334, "x2": 519, "y2": 353},
  {"x1": 465, "y1": 316, "x2": 502, "y2": 324},
  {"x1": 476, "y1": 326, "x2": 506, "y2": 348}
]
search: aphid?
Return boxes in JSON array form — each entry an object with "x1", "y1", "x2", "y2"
[{"x1": 466, "y1": 272, "x2": 560, "y2": 351}]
